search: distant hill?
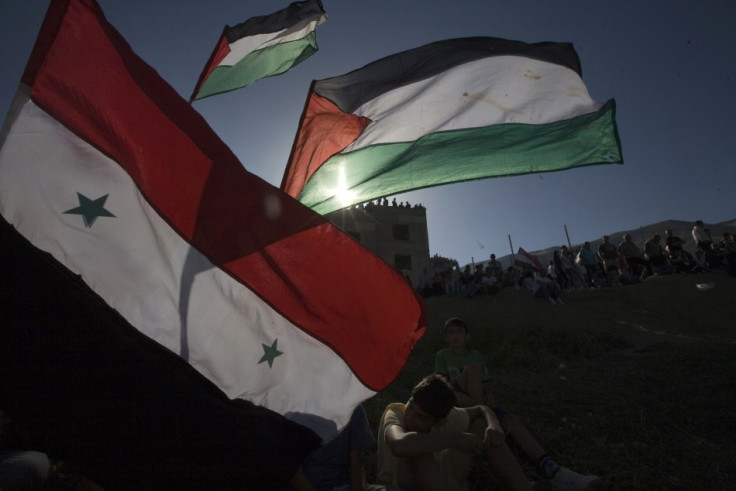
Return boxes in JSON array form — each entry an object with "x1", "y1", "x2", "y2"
[{"x1": 473, "y1": 218, "x2": 736, "y2": 270}]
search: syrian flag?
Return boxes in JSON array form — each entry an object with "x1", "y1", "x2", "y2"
[
  {"x1": 1, "y1": 214, "x2": 321, "y2": 488},
  {"x1": 190, "y1": 0, "x2": 326, "y2": 101},
  {"x1": 514, "y1": 247, "x2": 545, "y2": 271},
  {"x1": 281, "y1": 37, "x2": 623, "y2": 215},
  {"x1": 0, "y1": 0, "x2": 424, "y2": 485}
]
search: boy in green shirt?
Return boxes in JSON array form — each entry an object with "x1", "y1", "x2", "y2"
[{"x1": 434, "y1": 317, "x2": 600, "y2": 491}]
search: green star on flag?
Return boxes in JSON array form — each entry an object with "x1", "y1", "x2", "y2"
[
  {"x1": 63, "y1": 192, "x2": 115, "y2": 228},
  {"x1": 259, "y1": 339, "x2": 284, "y2": 368}
]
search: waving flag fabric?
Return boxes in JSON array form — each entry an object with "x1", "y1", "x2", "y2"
[
  {"x1": 191, "y1": 0, "x2": 326, "y2": 101},
  {"x1": 515, "y1": 247, "x2": 545, "y2": 271},
  {"x1": 0, "y1": 214, "x2": 321, "y2": 488},
  {"x1": 282, "y1": 37, "x2": 623, "y2": 215},
  {"x1": 0, "y1": 0, "x2": 424, "y2": 482}
]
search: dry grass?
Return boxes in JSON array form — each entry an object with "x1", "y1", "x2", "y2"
[{"x1": 362, "y1": 272, "x2": 736, "y2": 490}]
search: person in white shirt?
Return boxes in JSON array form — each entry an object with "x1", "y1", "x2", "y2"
[
  {"x1": 691, "y1": 220, "x2": 712, "y2": 252},
  {"x1": 533, "y1": 270, "x2": 563, "y2": 304}
]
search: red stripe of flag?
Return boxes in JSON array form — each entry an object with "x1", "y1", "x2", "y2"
[{"x1": 24, "y1": 0, "x2": 424, "y2": 391}]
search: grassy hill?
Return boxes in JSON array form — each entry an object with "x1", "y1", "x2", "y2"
[{"x1": 362, "y1": 271, "x2": 736, "y2": 490}]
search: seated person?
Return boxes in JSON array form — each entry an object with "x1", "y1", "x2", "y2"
[
  {"x1": 377, "y1": 374, "x2": 523, "y2": 490},
  {"x1": 595, "y1": 264, "x2": 621, "y2": 287},
  {"x1": 520, "y1": 270, "x2": 534, "y2": 292},
  {"x1": 618, "y1": 263, "x2": 641, "y2": 284},
  {"x1": 418, "y1": 268, "x2": 433, "y2": 298},
  {"x1": 707, "y1": 243, "x2": 726, "y2": 270},
  {"x1": 479, "y1": 266, "x2": 500, "y2": 295},
  {"x1": 488, "y1": 254, "x2": 504, "y2": 278},
  {"x1": 290, "y1": 404, "x2": 389, "y2": 491},
  {"x1": 458, "y1": 265, "x2": 479, "y2": 298},
  {"x1": 664, "y1": 229, "x2": 690, "y2": 258},
  {"x1": 0, "y1": 410, "x2": 50, "y2": 491},
  {"x1": 720, "y1": 233, "x2": 736, "y2": 272},
  {"x1": 503, "y1": 266, "x2": 522, "y2": 289},
  {"x1": 532, "y1": 270, "x2": 563, "y2": 304},
  {"x1": 692, "y1": 249, "x2": 709, "y2": 273},
  {"x1": 444, "y1": 266, "x2": 460, "y2": 296},
  {"x1": 432, "y1": 318, "x2": 600, "y2": 490},
  {"x1": 644, "y1": 234, "x2": 674, "y2": 274},
  {"x1": 667, "y1": 248, "x2": 694, "y2": 274}
]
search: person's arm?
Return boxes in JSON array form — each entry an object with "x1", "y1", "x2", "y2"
[
  {"x1": 385, "y1": 422, "x2": 482, "y2": 458},
  {"x1": 454, "y1": 390, "x2": 480, "y2": 407},
  {"x1": 470, "y1": 352, "x2": 498, "y2": 408},
  {"x1": 464, "y1": 405, "x2": 505, "y2": 448},
  {"x1": 433, "y1": 351, "x2": 447, "y2": 377}
]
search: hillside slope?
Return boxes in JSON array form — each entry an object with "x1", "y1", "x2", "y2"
[{"x1": 365, "y1": 272, "x2": 736, "y2": 489}]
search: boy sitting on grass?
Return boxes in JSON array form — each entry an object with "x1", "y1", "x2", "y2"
[
  {"x1": 434, "y1": 317, "x2": 600, "y2": 490},
  {"x1": 376, "y1": 374, "x2": 531, "y2": 490}
]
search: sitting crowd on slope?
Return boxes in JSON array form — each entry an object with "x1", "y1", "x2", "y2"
[{"x1": 417, "y1": 220, "x2": 736, "y2": 300}]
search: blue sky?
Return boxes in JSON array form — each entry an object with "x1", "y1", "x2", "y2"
[{"x1": 2, "y1": 0, "x2": 735, "y2": 266}]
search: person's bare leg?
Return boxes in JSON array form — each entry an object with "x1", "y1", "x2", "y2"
[
  {"x1": 396, "y1": 453, "x2": 445, "y2": 491},
  {"x1": 469, "y1": 416, "x2": 531, "y2": 490},
  {"x1": 445, "y1": 447, "x2": 477, "y2": 488},
  {"x1": 456, "y1": 364, "x2": 484, "y2": 404},
  {"x1": 454, "y1": 390, "x2": 478, "y2": 407},
  {"x1": 397, "y1": 447, "x2": 477, "y2": 490},
  {"x1": 500, "y1": 413, "x2": 546, "y2": 463}
]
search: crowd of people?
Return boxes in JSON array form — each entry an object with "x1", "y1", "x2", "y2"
[
  {"x1": 361, "y1": 197, "x2": 425, "y2": 210},
  {"x1": 417, "y1": 220, "x2": 736, "y2": 301}
]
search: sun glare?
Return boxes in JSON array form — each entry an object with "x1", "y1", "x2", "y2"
[{"x1": 331, "y1": 166, "x2": 357, "y2": 205}]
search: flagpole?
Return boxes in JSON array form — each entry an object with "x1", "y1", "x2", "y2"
[
  {"x1": 282, "y1": 80, "x2": 318, "y2": 191},
  {"x1": 508, "y1": 234, "x2": 514, "y2": 260},
  {"x1": 189, "y1": 25, "x2": 230, "y2": 104}
]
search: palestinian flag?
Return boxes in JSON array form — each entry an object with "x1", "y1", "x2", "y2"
[
  {"x1": 0, "y1": 0, "x2": 424, "y2": 485},
  {"x1": 191, "y1": 0, "x2": 326, "y2": 101},
  {"x1": 282, "y1": 37, "x2": 623, "y2": 215},
  {"x1": 515, "y1": 247, "x2": 545, "y2": 271}
]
